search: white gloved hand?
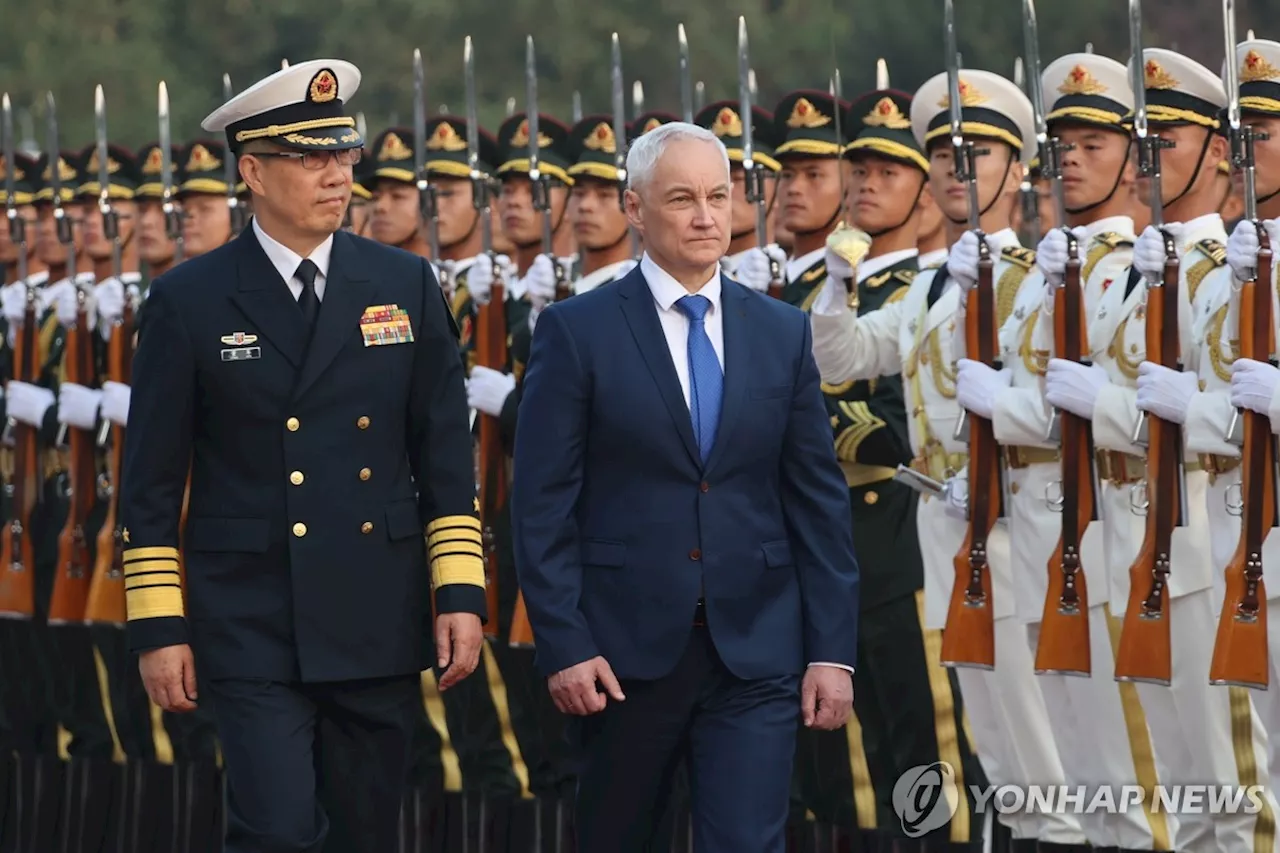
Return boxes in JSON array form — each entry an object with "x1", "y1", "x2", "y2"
[
  {"x1": 942, "y1": 476, "x2": 969, "y2": 522},
  {"x1": 1133, "y1": 224, "x2": 1184, "y2": 283},
  {"x1": 1044, "y1": 358, "x2": 1110, "y2": 419},
  {"x1": 955, "y1": 358, "x2": 1012, "y2": 420},
  {"x1": 100, "y1": 380, "x2": 131, "y2": 426},
  {"x1": 522, "y1": 254, "x2": 573, "y2": 304},
  {"x1": 736, "y1": 244, "x2": 788, "y2": 293},
  {"x1": 1135, "y1": 361, "x2": 1198, "y2": 424},
  {"x1": 948, "y1": 231, "x2": 991, "y2": 292},
  {"x1": 466, "y1": 366, "x2": 517, "y2": 417},
  {"x1": 6, "y1": 381, "x2": 55, "y2": 427},
  {"x1": 432, "y1": 260, "x2": 458, "y2": 299},
  {"x1": 45, "y1": 280, "x2": 94, "y2": 331},
  {"x1": 1230, "y1": 357, "x2": 1280, "y2": 415},
  {"x1": 2, "y1": 282, "x2": 26, "y2": 347},
  {"x1": 1036, "y1": 226, "x2": 1089, "y2": 286},
  {"x1": 466, "y1": 253, "x2": 513, "y2": 306},
  {"x1": 94, "y1": 277, "x2": 126, "y2": 339},
  {"x1": 57, "y1": 383, "x2": 102, "y2": 430},
  {"x1": 1226, "y1": 219, "x2": 1280, "y2": 283}
]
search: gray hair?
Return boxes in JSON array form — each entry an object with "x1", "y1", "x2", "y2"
[{"x1": 626, "y1": 122, "x2": 730, "y2": 193}]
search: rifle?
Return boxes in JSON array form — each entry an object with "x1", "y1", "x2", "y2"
[
  {"x1": 940, "y1": 0, "x2": 998, "y2": 669},
  {"x1": 159, "y1": 82, "x2": 183, "y2": 265},
  {"x1": 413, "y1": 49, "x2": 446, "y2": 292},
  {"x1": 527, "y1": 36, "x2": 570, "y2": 303},
  {"x1": 1211, "y1": 0, "x2": 1271, "y2": 688},
  {"x1": 1115, "y1": 0, "x2": 1182, "y2": 685},
  {"x1": 611, "y1": 33, "x2": 640, "y2": 262},
  {"x1": 738, "y1": 17, "x2": 783, "y2": 299}
]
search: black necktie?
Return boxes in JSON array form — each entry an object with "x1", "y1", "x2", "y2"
[{"x1": 295, "y1": 259, "x2": 320, "y2": 335}]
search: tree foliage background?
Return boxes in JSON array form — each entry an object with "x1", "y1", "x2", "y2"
[{"x1": 3, "y1": 0, "x2": 1279, "y2": 152}]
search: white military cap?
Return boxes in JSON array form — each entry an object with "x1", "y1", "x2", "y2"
[
  {"x1": 1237, "y1": 39, "x2": 1280, "y2": 118},
  {"x1": 202, "y1": 59, "x2": 364, "y2": 152},
  {"x1": 1132, "y1": 48, "x2": 1225, "y2": 129},
  {"x1": 911, "y1": 69, "x2": 1036, "y2": 165},
  {"x1": 1042, "y1": 53, "x2": 1133, "y2": 132}
]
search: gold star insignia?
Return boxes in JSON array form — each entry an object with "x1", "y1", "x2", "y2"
[
  {"x1": 122, "y1": 528, "x2": 130, "y2": 543},
  {"x1": 474, "y1": 497, "x2": 480, "y2": 512}
]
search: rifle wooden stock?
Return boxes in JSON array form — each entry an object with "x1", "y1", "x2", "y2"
[
  {"x1": 1209, "y1": 232, "x2": 1272, "y2": 688},
  {"x1": 767, "y1": 281, "x2": 783, "y2": 300},
  {"x1": 1036, "y1": 244, "x2": 1093, "y2": 675},
  {"x1": 0, "y1": 300, "x2": 40, "y2": 618},
  {"x1": 1115, "y1": 250, "x2": 1180, "y2": 685},
  {"x1": 509, "y1": 590, "x2": 534, "y2": 649},
  {"x1": 940, "y1": 247, "x2": 997, "y2": 669},
  {"x1": 476, "y1": 274, "x2": 508, "y2": 639},
  {"x1": 85, "y1": 301, "x2": 133, "y2": 626},
  {"x1": 49, "y1": 300, "x2": 96, "y2": 624}
]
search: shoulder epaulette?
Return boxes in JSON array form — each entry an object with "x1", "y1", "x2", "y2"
[
  {"x1": 1195, "y1": 238, "x2": 1227, "y2": 266},
  {"x1": 893, "y1": 269, "x2": 918, "y2": 286},
  {"x1": 864, "y1": 271, "x2": 893, "y2": 289},
  {"x1": 1095, "y1": 231, "x2": 1135, "y2": 249},
  {"x1": 1000, "y1": 245, "x2": 1036, "y2": 270},
  {"x1": 800, "y1": 262, "x2": 828, "y2": 284}
]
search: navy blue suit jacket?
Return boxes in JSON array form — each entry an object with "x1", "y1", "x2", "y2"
[{"x1": 511, "y1": 267, "x2": 860, "y2": 682}]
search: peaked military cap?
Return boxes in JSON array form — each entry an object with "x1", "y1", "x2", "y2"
[
  {"x1": 0, "y1": 153, "x2": 39, "y2": 206},
  {"x1": 1130, "y1": 48, "x2": 1225, "y2": 129},
  {"x1": 566, "y1": 116, "x2": 626, "y2": 183},
  {"x1": 630, "y1": 111, "x2": 679, "y2": 142},
  {"x1": 76, "y1": 143, "x2": 142, "y2": 200},
  {"x1": 844, "y1": 90, "x2": 928, "y2": 172},
  {"x1": 203, "y1": 58, "x2": 364, "y2": 152},
  {"x1": 1236, "y1": 39, "x2": 1280, "y2": 119},
  {"x1": 178, "y1": 140, "x2": 233, "y2": 196},
  {"x1": 773, "y1": 90, "x2": 849, "y2": 158},
  {"x1": 425, "y1": 116, "x2": 499, "y2": 179},
  {"x1": 135, "y1": 143, "x2": 182, "y2": 200},
  {"x1": 1042, "y1": 54, "x2": 1132, "y2": 134},
  {"x1": 911, "y1": 69, "x2": 1036, "y2": 164},
  {"x1": 34, "y1": 151, "x2": 81, "y2": 203},
  {"x1": 368, "y1": 127, "x2": 416, "y2": 184},
  {"x1": 496, "y1": 113, "x2": 575, "y2": 186},
  {"x1": 351, "y1": 155, "x2": 373, "y2": 200},
  {"x1": 695, "y1": 101, "x2": 781, "y2": 172}
]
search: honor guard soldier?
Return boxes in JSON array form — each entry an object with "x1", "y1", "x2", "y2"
[
  {"x1": 176, "y1": 139, "x2": 234, "y2": 258},
  {"x1": 348, "y1": 164, "x2": 372, "y2": 237},
  {"x1": 119, "y1": 58, "x2": 487, "y2": 853},
  {"x1": 564, "y1": 115, "x2": 640, "y2": 292},
  {"x1": 133, "y1": 141, "x2": 183, "y2": 283}
]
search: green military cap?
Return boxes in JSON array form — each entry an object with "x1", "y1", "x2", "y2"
[
  {"x1": 496, "y1": 113, "x2": 574, "y2": 186},
  {"x1": 843, "y1": 90, "x2": 928, "y2": 172},
  {"x1": 34, "y1": 151, "x2": 81, "y2": 204},
  {"x1": 368, "y1": 127, "x2": 416, "y2": 184},
  {"x1": 773, "y1": 90, "x2": 848, "y2": 158},
  {"x1": 567, "y1": 115, "x2": 625, "y2": 183},
  {"x1": 135, "y1": 143, "x2": 182, "y2": 199},
  {"x1": 1128, "y1": 49, "x2": 1225, "y2": 130},
  {"x1": 1235, "y1": 40, "x2": 1280, "y2": 119},
  {"x1": 205, "y1": 59, "x2": 364, "y2": 152},
  {"x1": 0, "y1": 153, "x2": 39, "y2": 206},
  {"x1": 1041, "y1": 54, "x2": 1132, "y2": 134},
  {"x1": 351, "y1": 157, "x2": 373, "y2": 200},
  {"x1": 178, "y1": 140, "x2": 232, "y2": 197},
  {"x1": 911, "y1": 70, "x2": 1036, "y2": 164},
  {"x1": 630, "y1": 111, "x2": 679, "y2": 143},
  {"x1": 694, "y1": 101, "x2": 781, "y2": 172},
  {"x1": 76, "y1": 143, "x2": 143, "y2": 200},
  {"x1": 425, "y1": 116, "x2": 499, "y2": 179}
]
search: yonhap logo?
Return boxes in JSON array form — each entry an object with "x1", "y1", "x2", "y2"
[{"x1": 893, "y1": 761, "x2": 959, "y2": 837}]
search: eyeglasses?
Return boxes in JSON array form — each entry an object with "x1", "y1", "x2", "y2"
[{"x1": 252, "y1": 148, "x2": 363, "y2": 171}]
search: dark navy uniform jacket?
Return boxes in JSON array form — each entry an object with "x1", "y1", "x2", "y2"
[{"x1": 120, "y1": 225, "x2": 486, "y2": 683}]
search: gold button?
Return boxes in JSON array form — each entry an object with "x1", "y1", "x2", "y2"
[
  {"x1": 361, "y1": 522, "x2": 374, "y2": 534},
  {"x1": 286, "y1": 417, "x2": 300, "y2": 432},
  {"x1": 864, "y1": 490, "x2": 879, "y2": 505},
  {"x1": 290, "y1": 471, "x2": 304, "y2": 486},
  {"x1": 293, "y1": 522, "x2": 307, "y2": 537},
  {"x1": 357, "y1": 416, "x2": 370, "y2": 429},
  {"x1": 359, "y1": 467, "x2": 371, "y2": 481}
]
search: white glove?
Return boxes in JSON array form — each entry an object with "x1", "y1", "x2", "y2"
[
  {"x1": 955, "y1": 358, "x2": 1012, "y2": 420},
  {"x1": 94, "y1": 277, "x2": 126, "y2": 339},
  {"x1": 521, "y1": 254, "x2": 574, "y2": 305},
  {"x1": 1133, "y1": 224, "x2": 1183, "y2": 283},
  {"x1": 948, "y1": 231, "x2": 992, "y2": 292},
  {"x1": 1044, "y1": 358, "x2": 1110, "y2": 420},
  {"x1": 942, "y1": 476, "x2": 969, "y2": 522},
  {"x1": 56, "y1": 383, "x2": 102, "y2": 430},
  {"x1": 736, "y1": 244, "x2": 788, "y2": 293},
  {"x1": 466, "y1": 253, "x2": 513, "y2": 306},
  {"x1": 1230, "y1": 358, "x2": 1280, "y2": 416},
  {"x1": 1036, "y1": 226, "x2": 1089, "y2": 286},
  {"x1": 466, "y1": 366, "x2": 517, "y2": 417},
  {"x1": 45, "y1": 280, "x2": 94, "y2": 331},
  {"x1": 6, "y1": 381, "x2": 54, "y2": 427},
  {"x1": 1135, "y1": 361, "x2": 1198, "y2": 424},
  {"x1": 2, "y1": 282, "x2": 26, "y2": 347},
  {"x1": 1226, "y1": 219, "x2": 1280, "y2": 283},
  {"x1": 431, "y1": 260, "x2": 458, "y2": 299},
  {"x1": 100, "y1": 380, "x2": 131, "y2": 426}
]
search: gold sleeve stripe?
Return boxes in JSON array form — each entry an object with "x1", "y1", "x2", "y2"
[
  {"x1": 123, "y1": 546, "x2": 181, "y2": 563},
  {"x1": 429, "y1": 540, "x2": 484, "y2": 560},
  {"x1": 124, "y1": 558, "x2": 181, "y2": 577},
  {"x1": 126, "y1": 585, "x2": 185, "y2": 620},
  {"x1": 427, "y1": 529, "x2": 483, "y2": 552},
  {"x1": 431, "y1": 554, "x2": 486, "y2": 589},
  {"x1": 125, "y1": 571, "x2": 180, "y2": 590},
  {"x1": 426, "y1": 515, "x2": 482, "y2": 536}
]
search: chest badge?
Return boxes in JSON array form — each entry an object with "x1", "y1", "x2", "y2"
[{"x1": 220, "y1": 331, "x2": 258, "y2": 346}]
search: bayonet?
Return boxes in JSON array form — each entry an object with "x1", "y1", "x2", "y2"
[
  {"x1": 945, "y1": 0, "x2": 984, "y2": 233},
  {"x1": 505, "y1": 97, "x2": 516, "y2": 118},
  {"x1": 1024, "y1": 0, "x2": 1071, "y2": 228},
  {"x1": 610, "y1": 32, "x2": 639, "y2": 259},
  {"x1": 46, "y1": 93, "x2": 74, "y2": 271},
  {"x1": 158, "y1": 81, "x2": 183, "y2": 264},
  {"x1": 876, "y1": 59, "x2": 890, "y2": 90},
  {"x1": 678, "y1": 23, "x2": 693, "y2": 123},
  {"x1": 3, "y1": 94, "x2": 26, "y2": 285},
  {"x1": 356, "y1": 111, "x2": 368, "y2": 142},
  {"x1": 465, "y1": 36, "x2": 494, "y2": 258},
  {"x1": 223, "y1": 74, "x2": 247, "y2": 237},
  {"x1": 572, "y1": 91, "x2": 582, "y2": 124},
  {"x1": 527, "y1": 36, "x2": 566, "y2": 295},
  {"x1": 832, "y1": 68, "x2": 845, "y2": 224},
  {"x1": 739, "y1": 16, "x2": 778, "y2": 286},
  {"x1": 413, "y1": 48, "x2": 444, "y2": 288},
  {"x1": 95, "y1": 84, "x2": 122, "y2": 280},
  {"x1": 695, "y1": 81, "x2": 705, "y2": 113},
  {"x1": 632, "y1": 81, "x2": 645, "y2": 121}
]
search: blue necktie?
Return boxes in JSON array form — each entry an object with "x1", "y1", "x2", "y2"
[{"x1": 675, "y1": 294, "x2": 723, "y2": 463}]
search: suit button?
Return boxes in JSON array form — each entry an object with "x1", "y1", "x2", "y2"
[
  {"x1": 286, "y1": 417, "x2": 300, "y2": 432},
  {"x1": 361, "y1": 522, "x2": 374, "y2": 534},
  {"x1": 293, "y1": 522, "x2": 307, "y2": 538},
  {"x1": 290, "y1": 471, "x2": 304, "y2": 486},
  {"x1": 689, "y1": 548, "x2": 701, "y2": 561},
  {"x1": 359, "y1": 467, "x2": 371, "y2": 481},
  {"x1": 357, "y1": 416, "x2": 370, "y2": 430},
  {"x1": 699, "y1": 481, "x2": 709, "y2": 493}
]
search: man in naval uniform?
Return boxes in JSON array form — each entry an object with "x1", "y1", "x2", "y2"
[{"x1": 119, "y1": 58, "x2": 487, "y2": 852}]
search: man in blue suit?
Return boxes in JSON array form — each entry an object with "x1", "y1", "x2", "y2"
[{"x1": 512, "y1": 122, "x2": 860, "y2": 853}]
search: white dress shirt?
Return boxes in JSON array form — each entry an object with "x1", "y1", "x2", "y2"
[
  {"x1": 253, "y1": 217, "x2": 334, "y2": 302},
  {"x1": 638, "y1": 253, "x2": 854, "y2": 677}
]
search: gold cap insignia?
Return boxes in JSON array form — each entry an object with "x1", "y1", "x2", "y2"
[
  {"x1": 938, "y1": 79, "x2": 988, "y2": 108},
  {"x1": 186, "y1": 144, "x2": 222, "y2": 173},
  {"x1": 309, "y1": 69, "x2": 338, "y2": 104},
  {"x1": 787, "y1": 97, "x2": 832, "y2": 129},
  {"x1": 141, "y1": 147, "x2": 166, "y2": 175},
  {"x1": 1058, "y1": 64, "x2": 1108, "y2": 96},
  {"x1": 510, "y1": 119, "x2": 552, "y2": 149},
  {"x1": 85, "y1": 149, "x2": 121, "y2": 175},
  {"x1": 377, "y1": 132, "x2": 414, "y2": 162},
  {"x1": 1241, "y1": 49, "x2": 1280, "y2": 83},
  {"x1": 42, "y1": 157, "x2": 76, "y2": 182},
  {"x1": 642, "y1": 118, "x2": 663, "y2": 134},
  {"x1": 583, "y1": 122, "x2": 617, "y2": 154},
  {"x1": 427, "y1": 122, "x2": 468, "y2": 152},
  {"x1": 713, "y1": 107, "x2": 743, "y2": 138},
  {"x1": 863, "y1": 96, "x2": 910, "y2": 129},
  {"x1": 1144, "y1": 59, "x2": 1178, "y2": 90}
]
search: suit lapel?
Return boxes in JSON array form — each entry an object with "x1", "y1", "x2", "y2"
[
  {"x1": 617, "y1": 270, "x2": 701, "y2": 469},
  {"x1": 703, "y1": 276, "x2": 747, "y2": 476},
  {"x1": 228, "y1": 228, "x2": 306, "y2": 368},
  {"x1": 293, "y1": 231, "x2": 374, "y2": 400}
]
